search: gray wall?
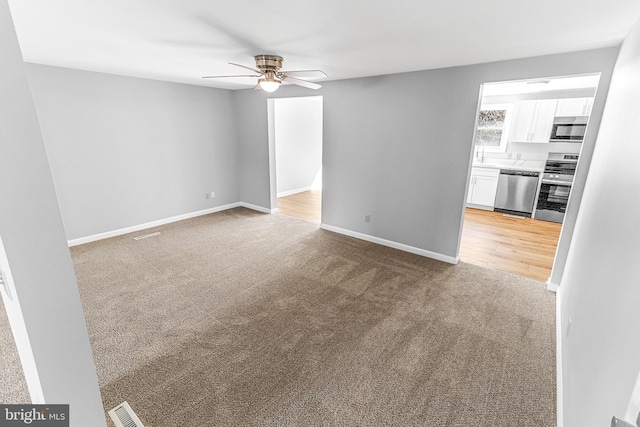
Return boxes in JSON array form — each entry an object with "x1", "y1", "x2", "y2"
[
  {"x1": 274, "y1": 96, "x2": 323, "y2": 196},
  {"x1": 26, "y1": 64, "x2": 240, "y2": 241},
  {"x1": 236, "y1": 47, "x2": 618, "y2": 260},
  {"x1": 560, "y1": 17, "x2": 640, "y2": 426},
  {"x1": 236, "y1": 89, "x2": 274, "y2": 209},
  {"x1": 0, "y1": 1, "x2": 105, "y2": 424}
]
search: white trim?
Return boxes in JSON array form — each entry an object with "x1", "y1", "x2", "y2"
[
  {"x1": 547, "y1": 280, "x2": 559, "y2": 292},
  {"x1": 556, "y1": 287, "x2": 564, "y2": 427},
  {"x1": 0, "y1": 236, "x2": 45, "y2": 403},
  {"x1": 624, "y1": 369, "x2": 640, "y2": 423},
  {"x1": 319, "y1": 224, "x2": 459, "y2": 264},
  {"x1": 277, "y1": 186, "x2": 312, "y2": 198},
  {"x1": 238, "y1": 202, "x2": 278, "y2": 214},
  {"x1": 66, "y1": 202, "x2": 276, "y2": 246}
]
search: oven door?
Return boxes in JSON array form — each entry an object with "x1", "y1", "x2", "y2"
[{"x1": 535, "y1": 181, "x2": 572, "y2": 223}]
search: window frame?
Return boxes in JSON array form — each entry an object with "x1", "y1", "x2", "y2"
[{"x1": 474, "y1": 103, "x2": 513, "y2": 153}]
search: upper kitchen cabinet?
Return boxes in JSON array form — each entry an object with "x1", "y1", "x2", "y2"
[
  {"x1": 555, "y1": 97, "x2": 594, "y2": 117},
  {"x1": 510, "y1": 99, "x2": 558, "y2": 143}
]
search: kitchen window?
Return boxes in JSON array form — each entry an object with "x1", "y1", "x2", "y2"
[{"x1": 474, "y1": 104, "x2": 513, "y2": 152}]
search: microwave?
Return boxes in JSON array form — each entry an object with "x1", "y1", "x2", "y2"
[{"x1": 549, "y1": 116, "x2": 588, "y2": 142}]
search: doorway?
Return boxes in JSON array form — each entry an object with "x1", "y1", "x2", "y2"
[
  {"x1": 461, "y1": 74, "x2": 601, "y2": 283},
  {"x1": 268, "y1": 96, "x2": 323, "y2": 224}
]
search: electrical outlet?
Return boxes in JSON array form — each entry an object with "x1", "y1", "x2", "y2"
[
  {"x1": 210, "y1": 191, "x2": 215, "y2": 198},
  {"x1": 205, "y1": 192, "x2": 210, "y2": 199},
  {"x1": 365, "y1": 215, "x2": 371, "y2": 223}
]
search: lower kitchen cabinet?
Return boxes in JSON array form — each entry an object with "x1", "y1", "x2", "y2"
[{"x1": 467, "y1": 167, "x2": 500, "y2": 210}]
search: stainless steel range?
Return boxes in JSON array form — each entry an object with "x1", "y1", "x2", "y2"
[{"x1": 535, "y1": 153, "x2": 579, "y2": 223}]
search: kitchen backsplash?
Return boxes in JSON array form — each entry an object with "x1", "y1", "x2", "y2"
[{"x1": 476, "y1": 141, "x2": 581, "y2": 164}]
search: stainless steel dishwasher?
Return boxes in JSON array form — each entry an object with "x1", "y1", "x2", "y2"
[{"x1": 494, "y1": 169, "x2": 540, "y2": 217}]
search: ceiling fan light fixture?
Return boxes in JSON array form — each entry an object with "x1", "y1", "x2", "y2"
[
  {"x1": 259, "y1": 79, "x2": 281, "y2": 93},
  {"x1": 258, "y1": 72, "x2": 281, "y2": 92}
]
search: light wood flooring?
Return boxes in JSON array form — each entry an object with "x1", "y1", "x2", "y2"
[
  {"x1": 277, "y1": 189, "x2": 322, "y2": 224},
  {"x1": 277, "y1": 191, "x2": 561, "y2": 282},
  {"x1": 460, "y1": 208, "x2": 562, "y2": 282}
]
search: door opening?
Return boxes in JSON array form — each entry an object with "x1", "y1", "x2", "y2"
[
  {"x1": 460, "y1": 73, "x2": 601, "y2": 284},
  {"x1": 268, "y1": 96, "x2": 323, "y2": 224}
]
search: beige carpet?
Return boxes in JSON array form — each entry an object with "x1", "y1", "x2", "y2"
[
  {"x1": 3, "y1": 207, "x2": 556, "y2": 425},
  {"x1": 0, "y1": 300, "x2": 30, "y2": 403}
]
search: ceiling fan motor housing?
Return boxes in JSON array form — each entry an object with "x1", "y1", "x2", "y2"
[
  {"x1": 254, "y1": 55, "x2": 283, "y2": 72},
  {"x1": 202, "y1": 54, "x2": 323, "y2": 91}
]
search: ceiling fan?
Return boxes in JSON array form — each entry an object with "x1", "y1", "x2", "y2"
[{"x1": 202, "y1": 55, "x2": 326, "y2": 93}]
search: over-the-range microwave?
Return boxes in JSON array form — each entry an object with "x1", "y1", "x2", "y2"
[{"x1": 549, "y1": 116, "x2": 588, "y2": 143}]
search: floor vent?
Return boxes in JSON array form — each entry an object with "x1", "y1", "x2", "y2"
[
  {"x1": 108, "y1": 401, "x2": 145, "y2": 427},
  {"x1": 133, "y1": 232, "x2": 161, "y2": 241}
]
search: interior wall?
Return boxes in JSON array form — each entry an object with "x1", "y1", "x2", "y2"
[
  {"x1": 0, "y1": 1, "x2": 105, "y2": 423},
  {"x1": 236, "y1": 90, "x2": 274, "y2": 209},
  {"x1": 235, "y1": 47, "x2": 618, "y2": 260},
  {"x1": 561, "y1": 17, "x2": 640, "y2": 426},
  {"x1": 26, "y1": 63, "x2": 240, "y2": 241},
  {"x1": 274, "y1": 96, "x2": 323, "y2": 197}
]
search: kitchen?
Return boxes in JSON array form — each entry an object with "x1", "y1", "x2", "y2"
[{"x1": 461, "y1": 74, "x2": 600, "y2": 282}]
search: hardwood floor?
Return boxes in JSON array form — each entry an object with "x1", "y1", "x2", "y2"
[
  {"x1": 277, "y1": 191, "x2": 561, "y2": 282},
  {"x1": 460, "y1": 208, "x2": 562, "y2": 282},
  {"x1": 277, "y1": 189, "x2": 322, "y2": 224}
]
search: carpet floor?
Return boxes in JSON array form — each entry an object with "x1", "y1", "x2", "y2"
[
  {"x1": 3, "y1": 207, "x2": 557, "y2": 426},
  {"x1": 0, "y1": 300, "x2": 30, "y2": 403}
]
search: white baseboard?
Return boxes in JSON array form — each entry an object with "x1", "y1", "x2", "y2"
[
  {"x1": 319, "y1": 224, "x2": 459, "y2": 264},
  {"x1": 238, "y1": 202, "x2": 278, "y2": 214},
  {"x1": 277, "y1": 187, "x2": 312, "y2": 198},
  {"x1": 547, "y1": 280, "x2": 559, "y2": 292},
  {"x1": 67, "y1": 202, "x2": 278, "y2": 246},
  {"x1": 556, "y1": 287, "x2": 564, "y2": 427}
]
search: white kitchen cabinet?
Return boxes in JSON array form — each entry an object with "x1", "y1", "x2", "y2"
[
  {"x1": 510, "y1": 99, "x2": 558, "y2": 143},
  {"x1": 555, "y1": 97, "x2": 594, "y2": 116},
  {"x1": 510, "y1": 101, "x2": 535, "y2": 142},
  {"x1": 467, "y1": 167, "x2": 500, "y2": 209}
]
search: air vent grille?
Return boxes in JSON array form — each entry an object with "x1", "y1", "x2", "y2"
[{"x1": 108, "y1": 401, "x2": 145, "y2": 427}]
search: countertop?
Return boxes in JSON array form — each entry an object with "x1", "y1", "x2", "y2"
[{"x1": 472, "y1": 159, "x2": 546, "y2": 173}]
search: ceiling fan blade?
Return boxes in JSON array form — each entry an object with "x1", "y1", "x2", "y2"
[
  {"x1": 282, "y1": 76, "x2": 322, "y2": 90},
  {"x1": 229, "y1": 62, "x2": 263, "y2": 75},
  {"x1": 281, "y1": 70, "x2": 327, "y2": 79},
  {"x1": 202, "y1": 74, "x2": 260, "y2": 79}
]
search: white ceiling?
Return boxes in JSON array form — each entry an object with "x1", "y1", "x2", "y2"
[{"x1": 7, "y1": 0, "x2": 640, "y2": 90}]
